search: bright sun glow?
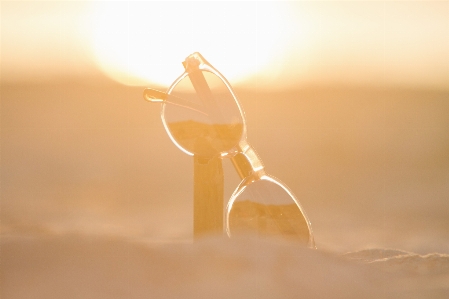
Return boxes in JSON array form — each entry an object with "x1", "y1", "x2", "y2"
[{"x1": 87, "y1": 2, "x2": 296, "y2": 87}]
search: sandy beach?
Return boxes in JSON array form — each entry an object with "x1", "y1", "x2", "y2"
[
  {"x1": 2, "y1": 1, "x2": 449, "y2": 297},
  {"x1": 2, "y1": 78, "x2": 448, "y2": 297}
]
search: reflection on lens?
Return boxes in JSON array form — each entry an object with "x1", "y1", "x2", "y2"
[
  {"x1": 168, "y1": 122, "x2": 243, "y2": 157},
  {"x1": 163, "y1": 71, "x2": 244, "y2": 157},
  {"x1": 227, "y1": 175, "x2": 312, "y2": 245}
]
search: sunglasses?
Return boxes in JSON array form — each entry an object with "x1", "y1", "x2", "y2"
[{"x1": 144, "y1": 52, "x2": 315, "y2": 247}]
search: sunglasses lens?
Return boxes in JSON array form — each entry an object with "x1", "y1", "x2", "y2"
[
  {"x1": 163, "y1": 71, "x2": 244, "y2": 157},
  {"x1": 228, "y1": 176, "x2": 312, "y2": 244}
]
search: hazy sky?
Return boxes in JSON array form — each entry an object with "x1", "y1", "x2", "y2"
[{"x1": 2, "y1": 1, "x2": 448, "y2": 90}]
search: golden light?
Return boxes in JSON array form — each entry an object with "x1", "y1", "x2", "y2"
[{"x1": 87, "y1": 2, "x2": 299, "y2": 87}]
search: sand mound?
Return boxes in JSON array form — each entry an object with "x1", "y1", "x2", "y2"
[
  {"x1": 345, "y1": 249, "x2": 449, "y2": 276},
  {"x1": 344, "y1": 248, "x2": 411, "y2": 260}
]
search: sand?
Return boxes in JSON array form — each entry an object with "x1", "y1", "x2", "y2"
[{"x1": 2, "y1": 232, "x2": 448, "y2": 299}]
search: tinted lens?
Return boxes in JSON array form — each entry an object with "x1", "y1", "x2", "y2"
[
  {"x1": 227, "y1": 176, "x2": 312, "y2": 245},
  {"x1": 163, "y1": 71, "x2": 244, "y2": 157}
]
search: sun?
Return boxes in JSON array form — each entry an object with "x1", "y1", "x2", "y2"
[{"x1": 86, "y1": 2, "x2": 295, "y2": 87}]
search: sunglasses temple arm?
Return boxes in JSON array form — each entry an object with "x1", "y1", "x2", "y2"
[
  {"x1": 143, "y1": 88, "x2": 167, "y2": 102},
  {"x1": 183, "y1": 59, "x2": 225, "y2": 123},
  {"x1": 143, "y1": 88, "x2": 208, "y2": 116}
]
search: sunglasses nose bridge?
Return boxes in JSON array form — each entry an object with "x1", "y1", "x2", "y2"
[{"x1": 231, "y1": 142, "x2": 265, "y2": 180}]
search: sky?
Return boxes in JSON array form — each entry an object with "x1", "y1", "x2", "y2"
[{"x1": 1, "y1": 1, "x2": 448, "y2": 90}]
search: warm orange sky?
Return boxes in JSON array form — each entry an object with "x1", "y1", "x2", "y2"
[{"x1": 2, "y1": 1, "x2": 448, "y2": 90}]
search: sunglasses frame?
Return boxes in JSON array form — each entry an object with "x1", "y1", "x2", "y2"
[
  {"x1": 146, "y1": 52, "x2": 315, "y2": 247},
  {"x1": 162, "y1": 53, "x2": 248, "y2": 158}
]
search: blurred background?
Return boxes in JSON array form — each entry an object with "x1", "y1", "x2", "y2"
[{"x1": 1, "y1": 1, "x2": 448, "y2": 253}]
